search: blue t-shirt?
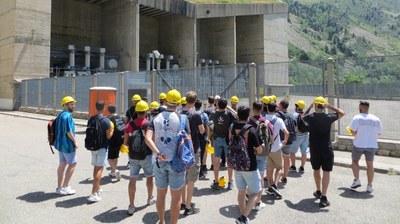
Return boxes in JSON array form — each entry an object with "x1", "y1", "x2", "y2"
[{"x1": 55, "y1": 111, "x2": 75, "y2": 153}]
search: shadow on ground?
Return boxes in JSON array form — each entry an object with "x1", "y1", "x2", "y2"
[
  {"x1": 93, "y1": 207, "x2": 131, "y2": 223},
  {"x1": 219, "y1": 204, "x2": 258, "y2": 221},
  {"x1": 284, "y1": 198, "x2": 329, "y2": 213},
  {"x1": 337, "y1": 187, "x2": 374, "y2": 199},
  {"x1": 55, "y1": 196, "x2": 88, "y2": 208},
  {"x1": 16, "y1": 191, "x2": 59, "y2": 203}
]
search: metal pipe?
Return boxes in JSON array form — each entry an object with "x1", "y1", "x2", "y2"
[
  {"x1": 99, "y1": 48, "x2": 105, "y2": 71},
  {"x1": 68, "y1": 45, "x2": 75, "y2": 69},
  {"x1": 84, "y1": 46, "x2": 91, "y2": 70}
]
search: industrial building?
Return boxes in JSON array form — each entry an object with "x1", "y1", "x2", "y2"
[{"x1": 0, "y1": 0, "x2": 288, "y2": 110}]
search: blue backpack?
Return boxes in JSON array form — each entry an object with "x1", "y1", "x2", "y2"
[{"x1": 170, "y1": 114, "x2": 195, "y2": 173}]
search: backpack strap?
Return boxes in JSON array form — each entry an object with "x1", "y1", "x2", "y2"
[
  {"x1": 239, "y1": 124, "x2": 252, "y2": 136},
  {"x1": 250, "y1": 116, "x2": 260, "y2": 127},
  {"x1": 276, "y1": 111, "x2": 287, "y2": 121}
]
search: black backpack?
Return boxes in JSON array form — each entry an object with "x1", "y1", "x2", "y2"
[
  {"x1": 296, "y1": 112, "x2": 309, "y2": 133},
  {"x1": 276, "y1": 111, "x2": 297, "y2": 145},
  {"x1": 109, "y1": 115, "x2": 125, "y2": 146},
  {"x1": 85, "y1": 116, "x2": 104, "y2": 151},
  {"x1": 227, "y1": 124, "x2": 252, "y2": 171},
  {"x1": 128, "y1": 121, "x2": 148, "y2": 160}
]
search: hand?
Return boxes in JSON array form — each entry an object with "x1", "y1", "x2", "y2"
[
  {"x1": 157, "y1": 153, "x2": 166, "y2": 161},
  {"x1": 74, "y1": 143, "x2": 78, "y2": 149}
]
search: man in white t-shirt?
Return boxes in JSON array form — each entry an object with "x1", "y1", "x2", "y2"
[
  {"x1": 264, "y1": 102, "x2": 288, "y2": 199},
  {"x1": 349, "y1": 101, "x2": 382, "y2": 193}
]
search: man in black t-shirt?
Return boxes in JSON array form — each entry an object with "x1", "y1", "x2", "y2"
[
  {"x1": 179, "y1": 91, "x2": 204, "y2": 216},
  {"x1": 125, "y1": 94, "x2": 141, "y2": 123},
  {"x1": 230, "y1": 105, "x2": 262, "y2": 224},
  {"x1": 302, "y1": 96, "x2": 345, "y2": 208}
]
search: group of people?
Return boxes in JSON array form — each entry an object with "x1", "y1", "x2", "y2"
[{"x1": 53, "y1": 90, "x2": 382, "y2": 224}]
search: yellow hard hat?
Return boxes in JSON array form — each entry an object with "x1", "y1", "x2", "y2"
[
  {"x1": 271, "y1": 95, "x2": 277, "y2": 102},
  {"x1": 150, "y1": 101, "x2": 160, "y2": 109},
  {"x1": 261, "y1": 96, "x2": 270, "y2": 105},
  {"x1": 135, "y1": 100, "x2": 149, "y2": 112},
  {"x1": 295, "y1": 100, "x2": 306, "y2": 109},
  {"x1": 61, "y1": 96, "x2": 76, "y2": 106},
  {"x1": 159, "y1": 92, "x2": 167, "y2": 100},
  {"x1": 166, "y1": 89, "x2": 181, "y2": 104},
  {"x1": 230, "y1": 96, "x2": 239, "y2": 103},
  {"x1": 120, "y1": 144, "x2": 129, "y2": 154},
  {"x1": 314, "y1": 96, "x2": 327, "y2": 105},
  {"x1": 206, "y1": 143, "x2": 214, "y2": 154},
  {"x1": 131, "y1": 94, "x2": 141, "y2": 102},
  {"x1": 180, "y1": 97, "x2": 187, "y2": 105},
  {"x1": 218, "y1": 176, "x2": 227, "y2": 188}
]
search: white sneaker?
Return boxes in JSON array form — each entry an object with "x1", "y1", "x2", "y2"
[
  {"x1": 127, "y1": 205, "x2": 136, "y2": 215},
  {"x1": 97, "y1": 188, "x2": 103, "y2": 196},
  {"x1": 115, "y1": 170, "x2": 121, "y2": 181},
  {"x1": 254, "y1": 202, "x2": 266, "y2": 211},
  {"x1": 58, "y1": 186, "x2": 76, "y2": 195},
  {"x1": 351, "y1": 179, "x2": 361, "y2": 189},
  {"x1": 147, "y1": 196, "x2": 157, "y2": 206},
  {"x1": 87, "y1": 193, "x2": 101, "y2": 203},
  {"x1": 366, "y1": 185, "x2": 373, "y2": 193},
  {"x1": 108, "y1": 171, "x2": 116, "y2": 177}
]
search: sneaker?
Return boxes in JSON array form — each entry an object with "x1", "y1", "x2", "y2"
[
  {"x1": 55, "y1": 188, "x2": 66, "y2": 195},
  {"x1": 281, "y1": 177, "x2": 287, "y2": 183},
  {"x1": 351, "y1": 179, "x2": 362, "y2": 189},
  {"x1": 108, "y1": 171, "x2": 116, "y2": 177},
  {"x1": 319, "y1": 196, "x2": 330, "y2": 207},
  {"x1": 209, "y1": 165, "x2": 214, "y2": 171},
  {"x1": 366, "y1": 185, "x2": 373, "y2": 193},
  {"x1": 87, "y1": 193, "x2": 101, "y2": 203},
  {"x1": 235, "y1": 216, "x2": 249, "y2": 224},
  {"x1": 97, "y1": 188, "x2": 103, "y2": 196},
  {"x1": 289, "y1": 165, "x2": 297, "y2": 172},
  {"x1": 147, "y1": 196, "x2": 156, "y2": 206},
  {"x1": 211, "y1": 181, "x2": 220, "y2": 190},
  {"x1": 313, "y1": 190, "x2": 322, "y2": 199},
  {"x1": 58, "y1": 186, "x2": 76, "y2": 195},
  {"x1": 183, "y1": 207, "x2": 200, "y2": 216},
  {"x1": 202, "y1": 165, "x2": 208, "y2": 174},
  {"x1": 254, "y1": 202, "x2": 266, "y2": 211},
  {"x1": 299, "y1": 166, "x2": 305, "y2": 173},
  {"x1": 181, "y1": 202, "x2": 195, "y2": 210},
  {"x1": 265, "y1": 188, "x2": 276, "y2": 196},
  {"x1": 199, "y1": 175, "x2": 207, "y2": 180},
  {"x1": 227, "y1": 181, "x2": 234, "y2": 190},
  {"x1": 271, "y1": 184, "x2": 283, "y2": 198},
  {"x1": 127, "y1": 205, "x2": 136, "y2": 215},
  {"x1": 115, "y1": 170, "x2": 121, "y2": 181}
]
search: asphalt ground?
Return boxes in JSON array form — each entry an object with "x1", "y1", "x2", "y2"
[{"x1": 1, "y1": 113, "x2": 399, "y2": 224}]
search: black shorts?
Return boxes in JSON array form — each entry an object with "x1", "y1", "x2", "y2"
[
  {"x1": 108, "y1": 145, "x2": 121, "y2": 160},
  {"x1": 310, "y1": 150, "x2": 334, "y2": 172}
]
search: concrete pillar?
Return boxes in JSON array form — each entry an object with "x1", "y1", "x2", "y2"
[
  {"x1": 146, "y1": 53, "x2": 152, "y2": 71},
  {"x1": 249, "y1": 63, "x2": 257, "y2": 108},
  {"x1": 99, "y1": 48, "x2": 105, "y2": 71},
  {"x1": 151, "y1": 70, "x2": 157, "y2": 102},
  {"x1": 166, "y1": 55, "x2": 174, "y2": 70},
  {"x1": 68, "y1": 45, "x2": 75, "y2": 69},
  {"x1": 84, "y1": 46, "x2": 91, "y2": 70}
]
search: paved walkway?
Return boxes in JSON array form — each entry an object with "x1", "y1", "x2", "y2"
[{"x1": 1, "y1": 110, "x2": 399, "y2": 175}]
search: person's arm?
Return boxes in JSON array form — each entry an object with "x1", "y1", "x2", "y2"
[
  {"x1": 106, "y1": 120, "x2": 114, "y2": 139},
  {"x1": 197, "y1": 115, "x2": 205, "y2": 135},
  {"x1": 282, "y1": 128, "x2": 289, "y2": 146},
  {"x1": 67, "y1": 132, "x2": 78, "y2": 149},
  {"x1": 301, "y1": 103, "x2": 313, "y2": 120},
  {"x1": 325, "y1": 103, "x2": 345, "y2": 119}
]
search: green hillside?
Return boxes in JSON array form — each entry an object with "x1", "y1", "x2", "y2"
[{"x1": 285, "y1": 0, "x2": 400, "y2": 60}]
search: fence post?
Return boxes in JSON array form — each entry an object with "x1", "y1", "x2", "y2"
[
  {"x1": 119, "y1": 72, "x2": 125, "y2": 114},
  {"x1": 151, "y1": 69, "x2": 157, "y2": 102},
  {"x1": 248, "y1": 63, "x2": 257, "y2": 108},
  {"x1": 71, "y1": 76, "x2": 76, "y2": 99},
  {"x1": 38, "y1": 79, "x2": 42, "y2": 108},
  {"x1": 53, "y1": 77, "x2": 57, "y2": 114},
  {"x1": 326, "y1": 57, "x2": 336, "y2": 140},
  {"x1": 24, "y1": 81, "x2": 28, "y2": 107}
]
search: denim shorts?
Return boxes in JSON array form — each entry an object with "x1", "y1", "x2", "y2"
[
  {"x1": 213, "y1": 137, "x2": 228, "y2": 158},
  {"x1": 130, "y1": 155, "x2": 154, "y2": 178},
  {"x1": 256, "y1": 156, "x2": 267, "y2": 173},
  {"x1": 234, "y1": 170, "x2": 261, "y2": 195},
  {"x1": 91, "y1": 148, "x2": 108, "y2": 167},
  {"x1": 58, "y1": 151, "x2": 77, "y2": 165},
  {"x1": 290, "y1": 134, "x2": 309, "y2": 154},
  {"x1": 154, "y1": 161, "x2": 186, "y2": 190}
]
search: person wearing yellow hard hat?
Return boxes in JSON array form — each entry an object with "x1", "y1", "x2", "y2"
[
  {"x1": 87, "y1": 100, "x2": 114, "y2": 203},
  {"x1": 348, "y1": 101, "x2": 382, "y2": 193},
  {"x1": 158, "y1": 92, "x2": 167, "y2": 112},
  {"x1": 289, "y1": 100, "x2": 309, "y2": 174},
  {"x1": 260, "y1": 96, "x2": 270, "y2": 117},
  {"x1": 125, "y1": 94, "x2": 142, "y2": 123},
  {"x1": 54, "y1": 96, "x2": 78, "y2": 196},
  {"x1": 106, "y1": 104, "x2": 126, "y2": 181},
  {"x1": 145, "y1": 89, "x2": 188, "y2": 223},
  {"x1": 123, "y1": 100, "x2": 156, "y2": 215},
  {"x1": 179, "y1": 97, "x2": 187, "y2": 112},
  {"x1": 147, "y1": 101, "x2": 160, "y2": 121},
  {"x1": 271, "y1": 95, "x2": 277, "y2": 103},
  {"x1": 230, "y1": 96, "x2": 239, "y2": 112},
  {"x1": 301, "y1": 96, "x2": 345, "y2": 207}
]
